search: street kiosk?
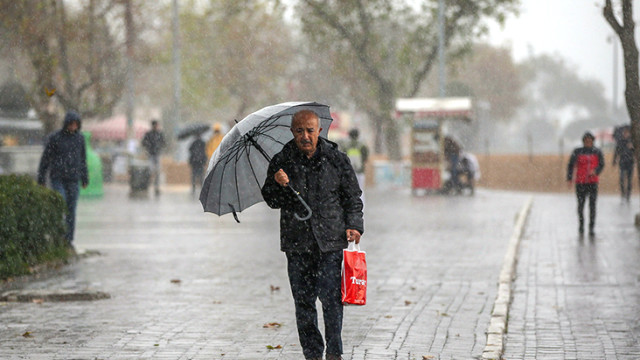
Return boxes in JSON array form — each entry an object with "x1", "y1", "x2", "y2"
[{"x1": 395, "y1": 97, "x2": 473, "y2": 194}]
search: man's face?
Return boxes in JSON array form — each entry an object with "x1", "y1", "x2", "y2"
[{"x1": 291, "y1": 114, "x2": 322, "y2": 157}]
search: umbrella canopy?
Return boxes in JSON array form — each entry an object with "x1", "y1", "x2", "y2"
[
  {"x1": 84, "y1": 115, "x2": 150, "y2": 141},
  {"x1": 199, "y1": 101, "x2": 333, "y2": 220},
  {"x1": 177, "y1": 123, "x2": 211, "y2": 140}
]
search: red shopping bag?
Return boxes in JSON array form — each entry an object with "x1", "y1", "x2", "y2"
[{"x1": 342, "y1": 242, "x2": 367, "y2": 305}]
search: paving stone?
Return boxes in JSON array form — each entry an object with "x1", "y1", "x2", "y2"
[{"x1": 6, "y1": 185, "x2": 640, "y2": 359}]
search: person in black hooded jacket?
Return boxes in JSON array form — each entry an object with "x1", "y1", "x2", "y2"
[
  {"x1": 37, "y1": 111, "x2": 88, "y2": 245},
  {"x1": 261, "y1": 109, "x2": 363, "y2": 360}
]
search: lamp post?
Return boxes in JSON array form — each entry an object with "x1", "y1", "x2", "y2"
[
  {"x1": 438, "y1": 0, "x2": 446, "y2": 98},
  {"x1": 607, "y1": 34, "x2": 619, "y2": 115}
]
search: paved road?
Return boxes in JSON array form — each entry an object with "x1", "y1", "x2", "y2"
[
  {"x1": 503, "y1": 193, "x2": 640, "y2": 360},
  {"x1": 1, "y1": 184, "x2": 639, "y2": 359}
]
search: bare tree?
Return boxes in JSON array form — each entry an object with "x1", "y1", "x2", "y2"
[
  {"x1": 296, "y1": 0, "x2": 520, "y2": 159},
  {"x1": 0, "y1": 0, "x2": 126, "y2": 134}
]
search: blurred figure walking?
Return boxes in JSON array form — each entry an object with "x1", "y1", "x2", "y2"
[
  {"x1": 567, "y1": 131, "x2": 604, "y2": 236},
  {"x1": 342, "y1": 128, "x2": 369, "y2": 203},
  {"x1": 37, "y1": 111, "x2": 89, "y2": 245},
  {"x1": 206, "y1": 123, "x2": 224, "y2": 162},
  {"x1": 613, "y1": 126, "x2": 634, "y2": 203},
  {"x1": 188, "y1": 134, "x2": 207, "y2": 196},
  {"x1": 141, "y1": 120, "x2": 166, "y2": 196}
]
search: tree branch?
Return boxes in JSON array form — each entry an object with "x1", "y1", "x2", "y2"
[
  {"x1": 302, "y1": 0, "x2": 390, "y2": 98},
  {"x1": 603, "y1": 0, "x2": 623, "y2": 35}
]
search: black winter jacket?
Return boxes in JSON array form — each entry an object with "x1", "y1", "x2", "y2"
[
  {"x1": 37, "y1": 112, "x2": 88, "y2": 185},
  {"x1": 261, "y1": 138, "x2": 364, "y2": 253}
]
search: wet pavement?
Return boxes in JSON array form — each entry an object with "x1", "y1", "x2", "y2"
[
  {"x1": 0, "y1": 184, "x2": 639, "y2": 359},
  {"x1": 503, "y1": 193, "x2": 640, "y2": 360}
]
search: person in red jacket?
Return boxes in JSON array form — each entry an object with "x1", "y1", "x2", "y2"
[{"x1": 567, "y1": 131, "x2": 605, "y2": 236}]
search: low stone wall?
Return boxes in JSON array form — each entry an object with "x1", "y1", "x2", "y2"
[{"x1": 476, "y1": 153, "x2": 637, "y2": 195}]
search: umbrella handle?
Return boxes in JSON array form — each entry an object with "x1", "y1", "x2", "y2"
[{"x1": 287, "y1": 185, "x2": 312, "y2": 221}]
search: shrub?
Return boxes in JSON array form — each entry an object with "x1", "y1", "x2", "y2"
[{"x1": 0, "y1": 174, "x2": 69, "y2": 279}]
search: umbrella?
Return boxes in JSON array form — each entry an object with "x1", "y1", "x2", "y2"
[
  {"x1": 177, "y1": 123, "x2": 211, "y2": 140},
  {"x1": 199, "y1": 101, "x2": 333, "y2": 222}
]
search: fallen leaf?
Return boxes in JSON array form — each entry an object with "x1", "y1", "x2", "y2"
[
  {"x1": 422, "y1": 356, "x2": 435, "y2": 359},
  {"x1": 405, "y1": 300, "x2": 412, "y2": 306},
  {"x1": 170, "y1": 279, "x2": 181, "y2": 284},
  {"x1": 384, "y1": 315, "x2": 393, "y2": 319},
  {"x1": 270, "y1": 285, "x2": 280, "y2": 292},
  {"x1": 266, "y1": 344, "x2": 282, "y2": 350},
  {"x1": 22, "y1": 331, "x2": 33, "y2": 338},
  {"x1": 263, "y1": 322, "x2": 282, "y2": 329},
  {"x1": 32, "y1": 299, "x2": 44, "y2": 304},
  {"x1": 154, "y1": 343, "x2": 159, "y2": 346},
  {"x1": 45, "y1": 87, "x2": 56, "y2": 97},
  {"x1": 410, "y1": 286, "x2": 417, "y2": 291},
  {"x1": 440, "y1": 312, "x2": 449, "y2": 317}
]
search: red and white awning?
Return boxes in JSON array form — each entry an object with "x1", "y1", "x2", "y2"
[{"x1": 84, "y1": 115, "x2": 150, "y2": 141}]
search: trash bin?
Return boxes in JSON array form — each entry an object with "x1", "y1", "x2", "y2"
[{"x1": 129, "y1": 158, "x2": 151, "y2": 198}]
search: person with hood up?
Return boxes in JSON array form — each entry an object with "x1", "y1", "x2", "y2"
[
  {"x1": 261, "y1": 110, "x2": 364, "y2": 360},
  {"x1": 37, "y1": 111, "x2": 89, "y2": 245},
  {"x1": 567, "y1": 131, "x2": 605, "y2": 236}
]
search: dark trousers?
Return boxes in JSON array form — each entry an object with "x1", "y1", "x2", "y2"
[
  {"x1": 619, "y1": 165, "x2": 633, "y2": 201},
  {"x1": 286, "y1": 246, "x2": 343, "y2": 359},
  {"x1": 190, "y1": 165, "x2": 204, "y2": 194},
  {"x1": 576, "y1": 183, "x2": 598, "y2": 231},
  {"x1": 51, "y1": 179, "x2": 80, "y2": 244}
]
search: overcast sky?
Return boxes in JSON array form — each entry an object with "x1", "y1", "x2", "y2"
[{"x1": 485, "y1": 0, "x2": 639, "y2": 108}]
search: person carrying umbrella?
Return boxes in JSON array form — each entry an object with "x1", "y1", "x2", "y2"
[
  {"x1": 613, "y1": 126, "x2": 634, "y2": 203},
  {"x1": 261, "y1": 109, "x2": 364, "y2": 360}
]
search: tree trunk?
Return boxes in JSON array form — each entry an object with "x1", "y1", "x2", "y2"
[{"x1": 604, "y1": 0, "x2": 640, "y2": 222}]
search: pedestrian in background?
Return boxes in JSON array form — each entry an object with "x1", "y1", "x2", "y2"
[
  {"x1": 206, "y1": 123, "x2": 224, "y2": 162},
  {"x1": 261, "y1": 110, "x2": 364, "y2": 360},
  {"x1": 567, "y1": 131, "x2": 604, "y2": 236},
  {"x1": 37, "y1": 111, "x2": 88, "y2": 246},
  {"x1": 613, "y1": 126, "x2": 634, "y2": 203},
  {"x1": 141, "y1": 120, "x2": 166, "y2": 196},
  {"x1": 188, "y1": 134, "x2": 207, "y2": 196},
  {"x1": 341, "y1": 128, "x2": 369, "y2": 203}
]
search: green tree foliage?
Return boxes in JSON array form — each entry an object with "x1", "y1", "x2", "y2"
[
  {"x1": 295, "y1": 0, "x2": 520, "y2": 159},
  {"x1": 168, "y1": 0, "x2": 295, "y2": 124},
  {"x1": 518, "y1": 54, "x2": 609, "y2": 138},
  {"x1": 448, "y1": 43, "x2": 522, "y2": 121},
  {"x1": 0, "y1": 0, "x2": 130, "y2": 134}
]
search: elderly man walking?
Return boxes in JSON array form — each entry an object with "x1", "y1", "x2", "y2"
[{"x1": 261, "y1": 109, "x2": 364, "y2": 360}]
